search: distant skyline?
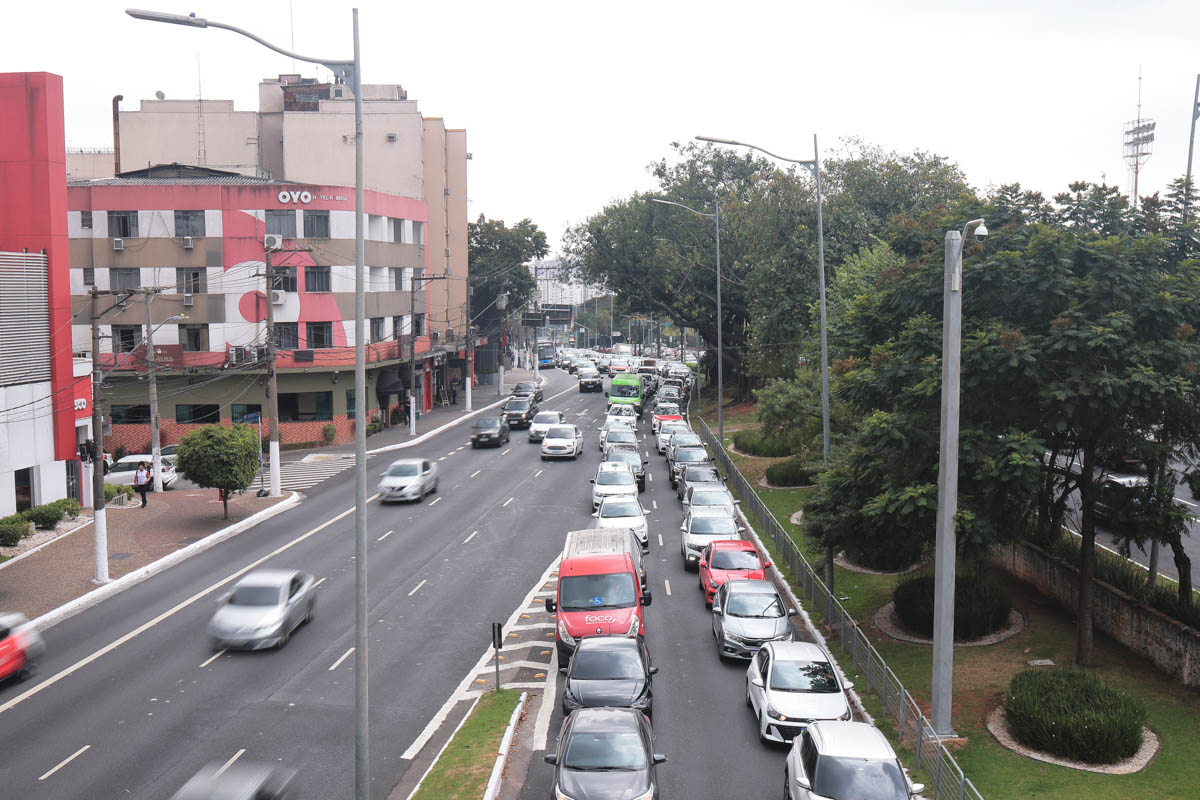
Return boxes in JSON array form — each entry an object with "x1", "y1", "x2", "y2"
[{"x1": 6, "y1": 0, "x2": 1199, "y2": 252}]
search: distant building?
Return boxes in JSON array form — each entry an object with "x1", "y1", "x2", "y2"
[{"x1": 529, "y1": 258, "x2": 602, "y2": 307}]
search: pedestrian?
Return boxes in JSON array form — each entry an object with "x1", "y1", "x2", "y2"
[
  {"x1": 402, "y1": 393, "x2": 412, "y2": 426},
  {"x1": 134, "y1": 461, "x2": 152, "y2": 509},
  {"x1": 450, "y1": 377, "x2": 459, "y2": 404}
]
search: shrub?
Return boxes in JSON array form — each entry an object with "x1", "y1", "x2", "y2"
[
  {"x1": 26, "y1": 505, "x2": 64, "y2": 530},
  {"x1": 323, "y1": 423, "x2": 337, "y2": 443},
  {"x1": 892, "y1": 573, "x2": 1012, "y2": 639},
  {"x1": 731, "y1": 429, "x2": 796, "y2": 458},
  {"x1": 0, "y1": 519, "x2": 30, "y2": 547},
  {"x1": 366, "y1": 421, "x2": 383, "y2": 436},
  {"x1": 1005, "y1": 668, "x2": 1146, "y2": 764},
  {"x1": 765, "y1": 459, "x2": 819, "y2": 487},
  {"x1": 105, "y1": 483, "x2": 135, "y2": 502},
  {"x1": 51, "y1": 497, "x2": 82, "y2": 519},
  {"x1": 844, "y1": 536, "x2": 924, "y2": 572}
]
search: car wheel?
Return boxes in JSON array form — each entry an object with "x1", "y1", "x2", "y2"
[
  {"x1": 305, "y1": 603, "x2": 316, "y2": 624},
  {"x1": 471, "y1": 443, "x2": 478, "y2": 449},
  {"x1": 541, "y1": 455, "x2": 547, "y2": 461},
  {"x1": 16, "y1": 658, "x2": 39, "y2": 681},
  {"x1": 278, "y1": 628, "x2": 290, "y2": 649}
]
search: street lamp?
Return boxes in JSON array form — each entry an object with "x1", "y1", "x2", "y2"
[
  {"x1": 126, "y1": 9, "x2": 372, "y2": 797},
  {"x1": 143, "y1": 311, "x2": 187, "y2": 492},
  {"x1": 931, "y1": 217, "x2": 987, "y2": 738},
  {"x1": 650, "y1": 197, "x2": 724, "y2": 442}
]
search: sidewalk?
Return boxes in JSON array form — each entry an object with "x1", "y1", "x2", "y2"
[{"x1": 0, "y1": 489, "x2": 290, "y2": 621}]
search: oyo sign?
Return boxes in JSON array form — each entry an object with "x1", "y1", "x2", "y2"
[{"x1": 277, "y1": 189, "x2": 313, "y2": 204}]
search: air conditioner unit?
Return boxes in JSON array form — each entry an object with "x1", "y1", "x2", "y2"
[
  {"x1": 183, "y1": 293, "x2": 194, "y2": 307},
  {"x1": 182, "y1": 236, "x2": 194, "y2": 249},
  {"x1": 271, "y1": 289, "x2": 285, "y2": 305},
  {"x1": 112, "y1": 238, "x2": 124, "y2": 251},
  {"x1": 229, "y1": 346, "x2": 245, "y2": 364},
  {"x1": 264, "y1": 234, "x2": 283, "y2": 251}
]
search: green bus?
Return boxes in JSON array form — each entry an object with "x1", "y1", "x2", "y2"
[{"x1": 607, "y1": 373, "x2": 644, "y2": 416}]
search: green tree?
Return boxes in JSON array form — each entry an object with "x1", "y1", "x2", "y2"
[
  {"x1": 175, "y1": 424, "x2": 261, "y2": 519},
  {"x1": 468, "y1": 215, "x2": 548, "y2": 361}
]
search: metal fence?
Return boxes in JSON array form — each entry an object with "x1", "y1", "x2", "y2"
[{"x1": 696, "y1": 418, "x2": 984, "y2": 800}]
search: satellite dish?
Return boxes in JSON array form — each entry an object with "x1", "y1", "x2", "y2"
[{"x1": 155, "y1": 91, "x2": 166, "y2": 100}]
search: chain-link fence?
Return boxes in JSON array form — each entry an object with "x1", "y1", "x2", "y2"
[{"x1": 697, "y1": 418, "x2": 984, "y2": 800}]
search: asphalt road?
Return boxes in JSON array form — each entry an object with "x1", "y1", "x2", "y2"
[{"x1": 0, "y1": 368, "x2": 609, "y2": 799}]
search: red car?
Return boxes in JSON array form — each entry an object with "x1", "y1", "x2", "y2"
[
  {"x1": 0, "y1": 612, "x2": 45, "y2": 683},
  {"x1": 698, "y1": 541, "x2": 770, "y2": 606}
]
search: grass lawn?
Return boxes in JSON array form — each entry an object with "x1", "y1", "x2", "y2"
[{"x1": 410, "y1": 689, "x2": 522, "y2": 800}]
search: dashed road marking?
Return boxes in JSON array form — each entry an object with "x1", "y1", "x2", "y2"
[
  {"x1": 464, "y1": 530, "x2": 478, "y2": 543},
  {"x1": 199, "y1": 649, "x2": 226, "y2": 669},
  {"x1": 501, "y1": 448, "x2": 511, "y2": 456},
  {"x1": 502, "y1": 497, "x2": 514, "y2": 507},
  {"x1": 408, "y1": 579, "x2": 428, "y2": 596},
  {"x1": 658, "y1": 534, "x2": 664, "y2": 547},
  {"x1": 329, "y1": 647, "x2": 356, "y2": 671},
  {"x1": 535, "y1": 469, "x2": 544, "y2": 477},
  {"x1": 214, "y1": 748, "x2": 246, "y2": 778},
  {"x1": 377, "y1": 530, "x2": 394, "y2": 542},
  {"x1": 648, "y1": 474, "x2": 653, "y2": 482},
  {"x1": 438, "y1": 456, "x2": 447, "y2": 462},
  {"x1": 313, "y1": 577, "x2": 327, "y2": 589},
  {"x1": 38, "y1": 745, "x2": 90, "y2": 781},
  {"x1": 652, "y1": 500, "x2": 657, "y2": 510},
  {"x1": 429, "y1": 497, "x2": 442, "y2": 506},
  {"x1": 664, "y1": 579, "x2": 672, "y2": 596},
  {"x1": 470, "y1": 470, "x2": 481, "y2": 478}
]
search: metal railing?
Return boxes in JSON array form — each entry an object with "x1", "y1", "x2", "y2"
[{"x1": 696, "y1": 417, "x2": 984, "y2": 800}]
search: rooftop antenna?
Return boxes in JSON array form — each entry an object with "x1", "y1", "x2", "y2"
[
  {"x1": 289, "y1": 0, "x2": 297, "y2": 72},
  {"x1": 196, "y1": 52, "x2": 207, "y2": 166},
  {"x1": 1123, "y1": 67, "x2": 1155, "y2": 210}
]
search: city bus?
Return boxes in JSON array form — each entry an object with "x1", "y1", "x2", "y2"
[{"x1": 537, "y1": 340, "x2": 557, "y2": 368}]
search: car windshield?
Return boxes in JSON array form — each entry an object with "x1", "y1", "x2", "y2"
[
  {"x1": 661, "y1": 422, "x2": 689, "y2": 435},
  {"x1": 547, "y1": 427, "x2": 576, "y2": 439},
  {"x1": 386, "y1": 463, "x2": 420, "y2": 477},
  {"x1": 610, "y1": 383, "x2": 640, "y2": 398},
  {"x1": 770, "y1": 659, "x2": 840, "y2": 693},
  {"x1": 655, "y1": 406, "x2": 680, "y2": 415},
  {"x1": 474, "y1": 419, "x2": 502, "y2": 430},
  {"x1": 609, "y1": 405, "x2": 634, "y2": 416},
  {"x1": 671, "y1": 435, "x2": 702, "y2": 447},
  {"x1": 811, "y1": 756, "x2": 908, "y2": 800},
  {"x1": 690, "y1": 517, "x2": 737, "y2": 535},
  {"x1": 229, "y1": 585, "x2": 281, "y2": 606},
  {"x1": 601, "y1": 500, "x2": 641, "y2": 518},
  {"x1": 533, "y1": 412, "x2": 561, "y2": 424},
  {"x1": 727, "y1": 593, "x2": 785, "y2": 618},
  {"x1": 607, "y1": 452, "x2": 639, "y2": 466},
  {"x1": 505, "y1": 400, "x2": 530, "y2": 411},
  {"x1": 686, "y1": 468, "x2": 721, "y2": 483},
  {"x1": 676, "y1": 449, "x2": 708, "y2": 463},
  {"x1": 559, "y1": 573, "x2": 637, "y2": 611},
  {"x1": 580, "y1": 369, "x2": 598, "y2": 378},
  {"x1": 563, "y1": 730, "x2": 647, "y2": 770},
  {"x1": 597, "y1": 471, "x2": 635, "y2": 486},
  {"x1": 607, "y1": 431, "x2": 636, "y2": 444},
  {"x1": 692, "y1": 491, "x2": 732, "y2": 506},
  {"x1": 572, "y1": 649, "x2": 644, "y2": 680},
  {"x1": 515, "y1": 383, "x2": 536, "y2": 393},
  {"x1": 711, "y1": 549, "x2": 760, "y2": 570}
]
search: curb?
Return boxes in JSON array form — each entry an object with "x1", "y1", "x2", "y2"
[
  {"x1": 30, "y1": 491, "x2": 303, "y2": 633},
  {"x1": 402, "y1": 695, "x2": 482, "y2": 800},
  {"x1": 483, "y1": 691, "x2": 529, "y2": 800}
]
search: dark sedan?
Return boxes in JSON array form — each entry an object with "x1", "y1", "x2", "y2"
[
  {"x1": 502, "y1": 397, "x2": 538, "y2": 429},
  {"x1": 470, "y1": 417, "x2": 510, "y2": 447},
  {"x1": 511, "y1": 380, "x2": 544, "y2": 403},
  {"x1": 561, "y1": 636, "x2": 657, "y2": 717},
  {"x1": 676, "y1": 463, "x2": 724, "y2": 502},
  {"x1": 544, "y1": 707, "x2": 666, "y2": 800}
]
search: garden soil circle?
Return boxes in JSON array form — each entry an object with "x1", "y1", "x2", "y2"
[
  {"x1": 835, "y1": 553, "x2": 925, "y2": 576},
  {"x1": 874, "y1": 601, "x2": 1025, "y2": 646},
  {"x1": 985, "y1": 704, "x2": 1159, "y2": 774}
]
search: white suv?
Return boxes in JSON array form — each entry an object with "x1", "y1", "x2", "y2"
[
  {"x1": 785, "y1": 720, "x2": 923, "y2": 799},
  {"x1": 590, "y1": 461, "x2": 638, "y2": 510}
]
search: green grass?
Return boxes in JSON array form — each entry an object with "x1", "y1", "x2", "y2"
[{"x1": 410, "y1": 689, "x2": 522, "y2": 800}]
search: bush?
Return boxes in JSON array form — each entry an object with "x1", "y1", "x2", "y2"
[
  {"x1": 0, "y1": 519, "x2": 30, "y2": 547},
  {"x1": 323, "y1": 423, "x2": 337, "y2": 443},
  {"x1": 1005, "y1": 668, "x2": 1146, "y2": 764},
  {"x1": 765, "y1": 459, "x2": 819, "y2": 487},
  {"x1": 730, "y1": 429, "x2": 797, "y2": 457},
  {"x1": 892, "y1": 573, "x2": 1012, "y2": 639},
  {"x1": 50, "y1": 497, "x2": 82, "y2": 519},
  {"x1": 26, "y1": 505, "x2": 64, "y2": 530},
  {"x1": 105, "y1": 483, "x2": 135, "y2": 502},
  {"x1": 843, "y1": 536, "x2": 925, "y2": 572},
  {"x1": 366, "y1": 421, "x2": 383, "y2": 436}
]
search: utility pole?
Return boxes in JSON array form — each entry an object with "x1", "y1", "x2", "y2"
[
  {"x1": 1185, "y1": 74, "x2": 1200, "y2": 229},
  {"x1": 264, "y1": 248, "x2": 281, "y2": 496},
  {"x1": 89, "y1": 289, "x2": 108, "y2": 583},
  {"x1": 143, "y1": 291, "x2": 164, "y2": 492},
  {"x1": 409, "y1": 273, "x2": 448, "y2": 433}
]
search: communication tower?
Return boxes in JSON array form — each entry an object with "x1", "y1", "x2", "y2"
[{"x1": 1123, "y1": 70, "x2": 1155, "y2": 210}]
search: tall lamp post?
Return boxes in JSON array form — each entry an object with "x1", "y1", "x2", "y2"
[
  {"x1": 126, "y1": 9, "x2": 372, "y2": 797},
  {"x1": 931, "y1": 218, "x2": 988, "y2": 737},
  {"x1": 650, "y1": 197, "x2": 724, "y2": 441},
  {"x1": 143, "y1": 306, "x2": 188, "y2": 492}
]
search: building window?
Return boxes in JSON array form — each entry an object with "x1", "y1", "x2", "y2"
[
  {"x1": 174, "y1": 210, "x2": 206, "y2": 237},
  {"x1": 265, "y1": 209, "x2": 297, "y2": 238},
  {"x1": 176, "y1": 404, "x2": 220, "y2": 424},
  {"x1": 111, "y1": 324, "x2": 142, "y2": 353},
  {"x1": 346, "y1": 388, "x2": 356, "y2": 420},
  {"x1": 111, "y1": 268, "x2": 140, "y2": 290},
  {"x1": 82, "y1": 268, "x2": 95, "y2": 286},
  {"x1": 179, "y1": 324, "x2": 209, "y2": 352},
  {"x1": 107, "y1": 210, "x2": 138, "y2": 238},
  {"x1": 413, "y1": 313, "x2": 424, "y2": 336},
  {"x1": 271, "y1": 266, "x2": 297, "y2": 293},
  {"x1": 111, "y1": 404, "x2": 151, "y2": 424},
  {"x1": 370, "y1": 317, "x2": 385, "y2": 343},
  {"x1": 274, "y1": 322, "x2": 299, "y2": 349},
  {"x1": 81, "y1": 210, "x2": 93, "y2": 229},
  {"x1": 278, "y1": 391, "x2": 333, "y2": 422},
  {"x1": 176, "y1": 268, "x2": 206, "y2": 294},
  {"x1": 232, "y1": 403, "x2": 262, "y2": 424},
  {"x1": 393, "y1": 315, "x2": 405, "y2": 340},
  {"x1": 392, "y1": 218, "x2": 405, "y2": 244},
  {"x1": 304, "y1": 266, "x2": 331, "y2": 293},
  {"x1": 412, "y1": 221, "x2": 425, "y2": 245},
  {"x1": 391, "y1": 267, "x2": 409, "y2": 291},
  {"x1": 306, "y1": 321, "x2": 333, "y2": 349},
  {"x1": 303, "y1": 210, "x2": 330, "y2": 239}
]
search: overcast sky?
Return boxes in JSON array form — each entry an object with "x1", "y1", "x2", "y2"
[{"x1": 6, "y1": 1, "x2": 1200, "y2": 252}]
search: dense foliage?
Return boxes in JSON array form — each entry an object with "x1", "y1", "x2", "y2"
[
  {"x1": 730, "y1": 429, "x2": 797, "y2": 458},
  {"x1": 892, "y1": 574, "x2": 1012, "y2": 639},
  {"x1": 764, "y1": 459, "x2": 819, "y2": 487},
  {"x1": 175, "y1": 424, "x2": 261, "y2": 519}
]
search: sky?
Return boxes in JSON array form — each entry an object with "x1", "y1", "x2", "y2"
[{"x1": 6, "y1": 0, "x2": 1200, "y2": 253}]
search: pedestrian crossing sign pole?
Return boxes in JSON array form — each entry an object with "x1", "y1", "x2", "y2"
[{"x1": 242, "y1": 412, "x2": 267, "y2": 496}]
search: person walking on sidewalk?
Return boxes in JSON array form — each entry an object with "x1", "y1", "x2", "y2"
[{"x1": 134, "y1": 461, "x2": 152, "y2": 509}]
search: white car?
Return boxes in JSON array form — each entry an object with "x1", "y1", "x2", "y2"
[
  {"x1": 785, "y1": 721, "x2": 923, "y2": 800},
  {"x1": 591, "y1": 496, "x2": 649, "y2": 551},
  {"x1": 656, "y1": 420, "x2": 691, "y2": 454},
  {"x1": 590, "y1": 462, "x2": 638, "y2": 509},
  {"x1": 746, "y1": 641, "x2": 853, "y2": 744},
  {"x1": 683, "y1": 486, "x2": 739, "y2": 516},
  {"x1": 541, "y1": 425, "x2": 584, "y2": 460},
  {"x1": 680, "y1": 506, "x2": 744, "y2": 566},
  {"x1": 598, "y1": 420, "x2": 635, "y2": 451},
  {"x1": 105, "y1": 454, "x2": 178, "y2": 489},
  {"x1": 604, "y1": 404, "x2": 639, "y2": 428},
  {"x1": 528, "y1": 411, "x2": 566, "y2": 442},
  {"x1": 378, "y1": 458, "x2": 438, "y2": 502}
]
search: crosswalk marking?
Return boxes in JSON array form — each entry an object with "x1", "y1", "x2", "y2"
[{"x1": 273, "y1": 458, "x2": 355, "y2": 490}]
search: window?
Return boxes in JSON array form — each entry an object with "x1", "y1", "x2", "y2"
[
  {"x1": 304, "y1": 266, "x2": 331, "y2": 293},
  {"x1": 306, "y1": 321, "x2": 333, "y2": 349},
  {"x1": 82, "y1": 268, "x2": 95, "y2": 286},
  {"x1": 391, "y1": 218, "x2": 405, "y2": 244},
  {"x1": 265, "y1": 209, "x2": 297, "y2": 238},
  {"x1": 346, "y1": 388, "x2": 356, "y2": 420},
  {"x1": 232, "y1": 403, "x2": 262, "y2": 424},
  {"x1": 111, "y1": 404, "x2": 151, "y2": 424},
  {"x1": 303, "y1": 210, "x2": 330, "y2": 238},
  {"x1": 370, "y1": 317, "x2": 385, "y2": 342},
  {"x1": 412, "y1": 221, "x2": 425, "y2": 245},
  {"x1": 81, "y1": 210, "x2": 93, "y2": 229},
  {"x1": 111, "y1": 268, "x2": 140, "y2": 290},
  {"x1": 176, "y1": 404, "x2": 220, "y2": 424},
  {"x1": 179, "y1": 324, "x2": 209, "y2": 352},
  {"x1": 391, "y1": 267, "x2": 408, "y2": 291},
  {"x1": 176, "y1": 268, "x2": 206, "y2": 294},
  {"x1": 107, "y1": 210, "x2": 138, "y2": 238},
  {"x1": 111, "y1": 324, "x2": 142, "y2": 353},
  {"x1": 274, "y1": 322, "x2": 299, "y2": 349},
  {"x1": 278, "y1": 391, "x2": 332, "y2": 422},
  {"x1": 271, "y1": 266, "x2": 297, "y2": 293},
  {"x1": 413, "y1": 313, "x2": 424, "y2": 336},
  {"x1": 174, "y1": 210, "x2": 206, "y2": 237},
  {"x1": 393, "y1": 315, "x2": 405, "y2": 340}
]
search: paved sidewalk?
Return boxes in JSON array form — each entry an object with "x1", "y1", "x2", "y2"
[{"x1": 0, "y1": 489, "x2": 288, "y2": 621}]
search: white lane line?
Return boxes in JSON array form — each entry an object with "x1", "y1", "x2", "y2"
[
  {"x1": 408, "y1": 579, "x2": 428, "y2": 596},
  {"x1": 648, "y1": 473, "x2": 653, "y2": 482},
  {"x1": 199, "y1": 649, "x2": 226, "y2": 669},
  {"x1": 501, "y1": 448, "x2": 511, "y2": 456},
  {"x1": 664, "y1": 579, "x2": 672, "y2": 596},
  {"x1": 438, "y1": 457, "x2": 447, "y2": 462},
  {"x1": 652, "y1": 500, "x2": 657, "y2": 510},
  {"x1": 38, "y1": 745, "x2": 91, "y2": 781},
  {"x1": 0, "y1": 501, "x2": 363, "y2": 717},
  {"x1": 378, "y1": 530, "x2": 395, "y2": 542},
  {"x1": 1179, "y1": 497, "x2": 1199, "y2": 508},
  {"x1": 446, "y1": 451, "x2": 457, "y2": 457},
  {"x1": 214, "y1": 748, "x2": 246, "y2": 778},
  {"x1": 502, "y1": 497, "x2": 514, "y2": 507},
  {"x1": 535, "y1": 469, "x2": 544, "y2": 477},
  {"x1": 470, "y1": 470, "x2": 481, "y2": 478},
  {"x1": 313, "y1": 577, "x2": 327, "y2": 589},
  {"x1": 645, "y1": 450, "x2": 651, "y2": 458},
  {"x1": 328, "y1": 647, "x2": 356, "y2": 671},
  {"x1": 429, "y1": 497, "x2": 442, "y2": 506},
  {"x1": 658, "y1": 534, "x2": 663, "y2": 547},
  {"x1": 456, "y1": 446, "x2": 465, "y2": 451},
  {"x1": 464, "y1": 530, "x2": 478, "y2": 544}
]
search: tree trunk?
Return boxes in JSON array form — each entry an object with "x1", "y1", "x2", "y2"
[
  {"x1": 1169, "y1": 531, "x2": 1193, "y2": 608},
  {"x1": 222, "y1": 492, "x2": 229, "y2": 520},
  {"x1": 1075, "y1": 443, "x2": 1097, "y2": 666}
]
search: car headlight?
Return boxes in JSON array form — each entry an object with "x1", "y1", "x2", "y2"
[
  {"x1": 841, "y1": 708, "x2": 853, "y2": 721},
  {"x1": 724, "y1": 631, "x2": 746, "y2": 644},
  {"x1": 766, "y1": 704, "x2": 788, "y2": 721},
  {"x1": 629, "y1": 788, "x2": 655, "y2": 800},
  {"x1": 627, "y1": 614, "x2": 640, "y2": 637},
  {"x1": 774, "y1": 630, "x2": 794, "y2": 642},
  {"x1": 555, "y1": 787, "x2": 576, "y2": 800},
  {"x1": 557, "y1": 620, "x2": 575, "y2": 645}
]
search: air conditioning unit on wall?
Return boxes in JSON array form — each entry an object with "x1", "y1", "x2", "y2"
[
  {"x1": 183, "y1": 293, "x2": 194, "y2": 307},
  {"x1": 182, "y1": 236, "x2": 194, "y2": 249},
  {"x1": 271, "y1": 290, "x2": 285, "y2": 305},
  {"x1": 264, "y1": 234, "x2": 283, "y2": 251},
  {"x1": 112, "y1": 238, "x2": 124, "y2": 251}
]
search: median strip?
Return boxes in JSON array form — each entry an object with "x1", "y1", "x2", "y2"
[{"x1": 407, "y1": 689, "x2": 524, "y2": 800}]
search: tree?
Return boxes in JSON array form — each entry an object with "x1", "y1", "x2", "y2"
[{"x1": 175, "y1": 424, "x2": 261, "y2": 519}]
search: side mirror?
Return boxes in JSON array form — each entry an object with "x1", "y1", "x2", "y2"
[
  {"x1": 558, "y1": 667, "x2": 568, "y2": 674},
  {"x1": 737, "y1": 526, "x2": 747, "y2": 533},
  {"x1": 750, "y1": 674, "x2": 764, "y2": 688},
  {"x1": 641, "y1": 591, "x2": 652, "y2": 607},
  {"x1": 787, "y1": 608, "x2": 798, "y2": 617},
  {"x1": 843, "y1": 681, "x2": 855, "y2": 690},
  {"x1": 543, "y1": 753, "x2": 559, "y2": 765},
  {"x1": 763, "y1": 562, "x2": 773, "y2": 570},
  {"x1": 910, "y1": 784, "x2": 925, "y2": 796},
  {"x1": 652, "y1": 754, "x2": 668, "y2": 765},
  {"x1": 712, "y1": 606, "x2": 723, "y2": 616},
  {"x1": 379, "y1": 473, "x2": 386, "y2": 478},
  {"x1": 733, "y1": 499, "x2": 742, "y2": 505},
  {"x1": 589, "y1": 479, "x2": 595, "y2": 484},
  {"x1": 544, "y1": 598, "x2": 557, "y2": 613},
  {"x1": 796, "y1": 774, "x2": 811, "y2": 790},
  {"x1": 648, "y1": 666, "x2": 659, "y2": 675},
  {"x1": 591, "y1": 511, "x2": 599, "y2": 518},
  {"x1": 679, "y1": 524, "x2": 687, "y2": 532}
]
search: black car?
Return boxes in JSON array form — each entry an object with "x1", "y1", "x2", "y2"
[
  {"x1": 578, "y1": 367, "x2": 604, "y2": 392},
  {"x1": 668, "y1": 445, "x2": 711, "y2": 487},
  {"x1": 511, "y1": 380, "x2": 544, "y2": 403},
  {"x1": 561, "y1": 636, "x2": 657, "y2": 718},
  {"x1": 604, "y1": 445, "x2": 647, "y2": 491},
  {"x1": 470, "y1": 417, "x2": 510, "y2": 448},
  {"x1": 544, "y1": 707, "x2": 666, "y2": 800},
  {"x1": 502, "y1": 397, "x2": 538, "y2": 429}
]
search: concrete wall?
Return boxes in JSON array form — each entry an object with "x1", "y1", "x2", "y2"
[
  {"x1": 119, "y1": 100, "x2": 261, "y2": 176},
  {"x1": 66, "y1": 150, "x2": 115, "y2": 181},
  {"x1": 995, "y1": 540, "x2": 1200, "y2": 687}
]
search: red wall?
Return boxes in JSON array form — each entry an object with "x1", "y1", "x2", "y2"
[{"x1": 0, "y1": 72, "x2": 75, "y2": 461}]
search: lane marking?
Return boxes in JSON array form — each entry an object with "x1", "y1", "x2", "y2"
[
  {"x1": 377, "y1": 530, "x2": 395, "y2": 542},
  {"x1": 429, "y1": 497, "x2": 442, "y2": 506},
  {"x1": 313, "y1": 577, "x2": 327, "y2": 589},
  {"x1": 658, "y1": 534, "x2": 664, "y2": 547},
  {"x1": 214, "y1": 748, "x2": 246, "y2": 778},
  {"x1": 446, "y1": 451, "x2": 457, "y2": 457},
  {"x1": 648, "y1": 473, "x2": 653, "y2": 482},
  {"x1": 329, "y1": 647, "x2": 356, "y2": 671},
  {"x1": 652, "y1": 500, "x2": 657, "y2": 510},
  {"x1": 1179, "y1": 497, "x2": 1199, "y2": 508},
  {"x1": 470, "y1": 470, "x2": 481, "y2": 478},
  {"x1": 535, "y1": 469, "x2": 544, "y2": 477},
  {"x1": 38, "y1": 745, "x2": 90, "y2": 781},
  {"x1": 664, "y1": 579, "x2": 672, "y2": 596},
  {"x1": 502, "y1": 497, "x2": 514, "y2": 507},
  {"x1": 438, "y1": 457, "x2": 447, "y2": 462},
  {"x1": 199, "y1": 649, "x2": 226, "y2": 669},
  {"x1": 408, "y1": 579, "x2": 427, "y2": 596},
  {"x1": 464, "y1": 530, "x2": 478, "y2": 544},
  {"x1": 501, "y1": 448, "x2": 512, "y2": 456}
]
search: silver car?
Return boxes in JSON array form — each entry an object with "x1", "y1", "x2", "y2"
[
  {"x1": 207, "y1": 569, "x2": 317, "y2": 650},
  {"x1": 528, "y1": 410, "x2": 566, "y2": 442},
  {"x1": 598, "y1": 420, "x2": 635, "y2": 451},
  {"x1": 591, "y1": 496, "x2": 650, "y2": 551},
  {"x1": 656, "y1": 420, "x2": 691, "y2": 454},
  {"x1": 105, "y1": 454, "x2": 178, "y2": 489},
  {"x1": 378, "y1": 458, "x2": 438, "y2": 502},
  {"x1": 683, "y1": 486, "x2": 739, "y2": 516},
  {"x1": 785, "y1": 721, "x2": 923, "y2": 800},
  {"x1": 711, "y1": 579, "x2": 796, "y2": 660},
  {"x1": 680, "y1": 507, "x2": 744, "y2": 566},
  {"x1": 541, "y1": 425, "x2": 584, "y2": 460},
  {"x1": 171, "y1": 761, "x2": 298, "y2": 800}
]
